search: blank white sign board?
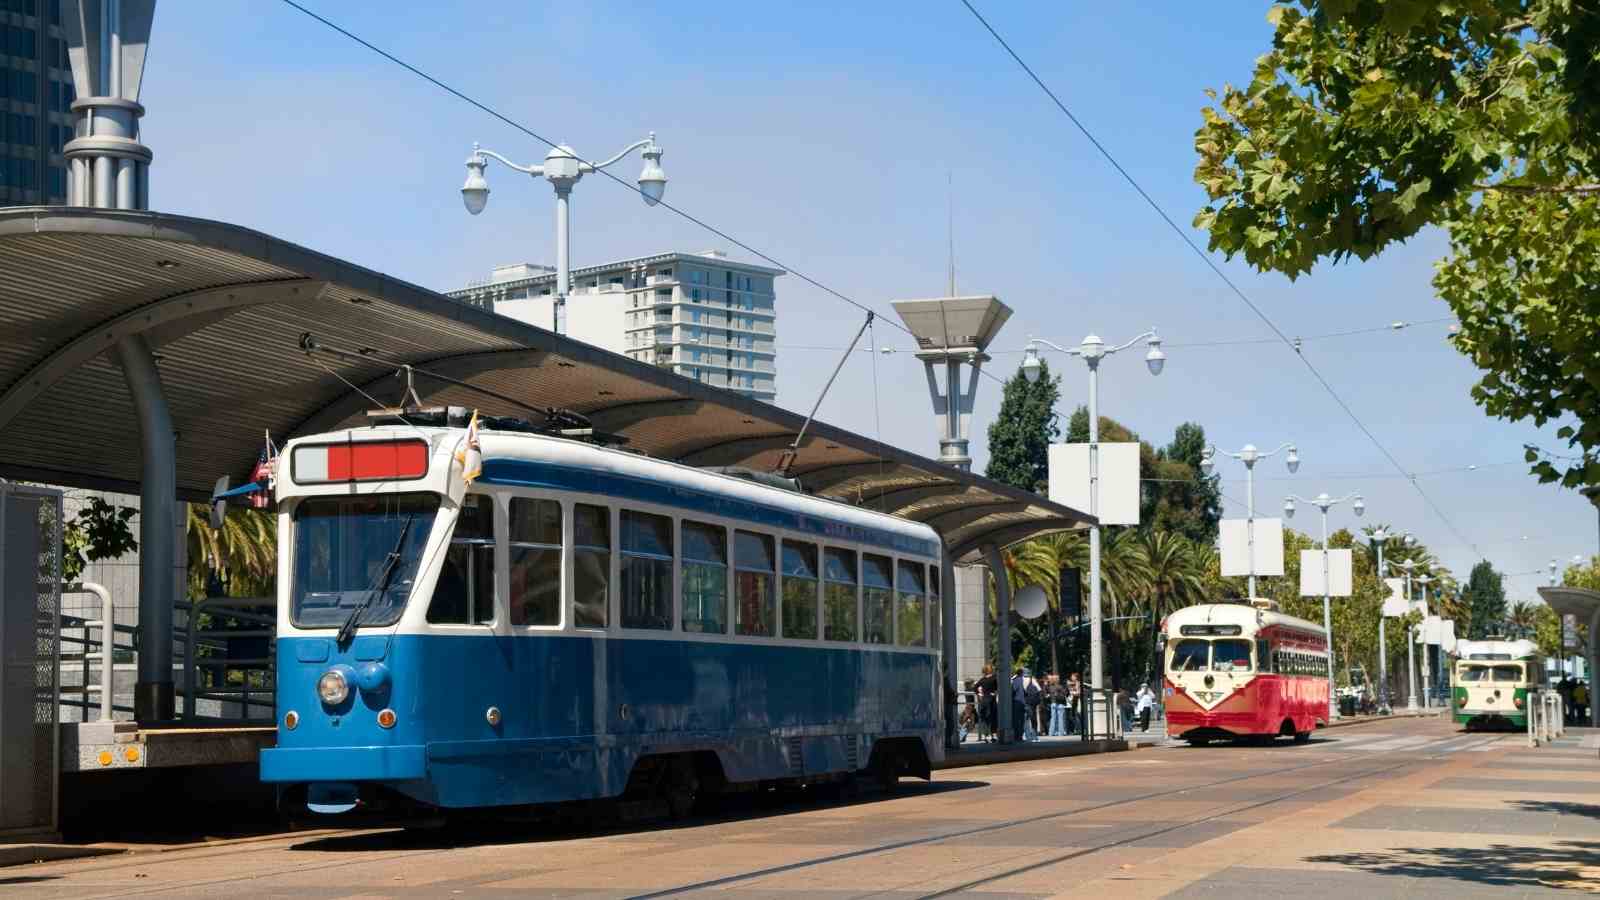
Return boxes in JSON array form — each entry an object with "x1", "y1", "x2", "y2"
[
  {"x1": 1220, "y1": 518, "x2": 1285, "y2": 577},
  {"x1": 1048, "y1": 442, "x2": 1141, "y2": 526},
  {"x1": 1381, "y1": 578, "x2": 1408, "y2": 616},
  {"x1": 1299, "y1": 549, "x2": 1353, "y2": 597}
]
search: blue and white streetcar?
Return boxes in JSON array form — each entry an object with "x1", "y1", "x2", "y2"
[{"x1": 256, "y1": 409, "x2": 944, "y2": 819}]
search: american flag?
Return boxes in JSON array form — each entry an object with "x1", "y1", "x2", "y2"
[{"x1": 248, "y1": 446, "x2": 272, "y2": 509}]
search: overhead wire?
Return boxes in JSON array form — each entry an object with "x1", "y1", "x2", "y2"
[
  {"x1": 956, "y1": 0, "x2": 1486, "y2": 559},
  {"x1": 275, "y1": 0, "x2": 919, "y2": 348}
]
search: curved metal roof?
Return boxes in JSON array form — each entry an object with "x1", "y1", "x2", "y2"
[{"x1": 0, "y1": 207, "x2": 1090, "y2": 561}]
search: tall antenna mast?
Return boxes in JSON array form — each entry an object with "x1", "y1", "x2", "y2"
[{"x1": 947, "y1": 170, "x2": 956, "y2": 296}]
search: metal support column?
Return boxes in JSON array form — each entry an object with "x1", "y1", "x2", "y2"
[
  {"x1": 941, "y1": 555, "x2": 958, "y2": 750},
  {"x1": 983, "y1": 544, "x2": 1012, "y2": 744},
  {"x1": 113, "y1": 335, "x2": 175, "y2": 722}
]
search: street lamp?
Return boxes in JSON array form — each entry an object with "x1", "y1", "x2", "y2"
[
  {"x1": 1396, "y1": 558, "x2": 1420, "y2": 712},
  {"x1": 1022, "y1": 329, "x2": 1164, "y2": 702},
  {"x1": 1285, "y1": 491, "x2": 1365, "y2": 720},
  {"x1": 461, "y1": 133, "x2": 667, "y2": 334},
  {"x1": 1415, "y1": 572, "x2": 1436, "y2": 707},
  {"x1": 1201, "y1": 440, "x2": 1299, "y2": 598},
  {"x1": 1363, "y1": 522, "x2": 1401, "y2": 711}
]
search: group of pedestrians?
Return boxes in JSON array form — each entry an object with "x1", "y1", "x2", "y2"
[
  {"x1": 1558, "y1": 677, "x2": 1592, "y2": 726},
  {"x1": 960, "y1": 667, "x2": 1158, "y2": 741}
]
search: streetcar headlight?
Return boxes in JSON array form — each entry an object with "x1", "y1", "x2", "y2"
[{"x1": 317, "y1": 668, "x2": 351, "y2": 706}]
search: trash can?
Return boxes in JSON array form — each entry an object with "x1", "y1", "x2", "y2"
[{"x1": 1339, "y1": 696, "x2": 1357, "y2": 717}]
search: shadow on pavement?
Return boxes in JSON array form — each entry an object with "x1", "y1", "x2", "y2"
[
  {"x1": 290, "y1": 778, "x2": 990, "y2": 853},
  {"x1": 1512, "y1": 800, "x2": 1600, "y2": 821},
  {"x1": 1307, "y1": 840, "x2": 1600, "y2": 891}
]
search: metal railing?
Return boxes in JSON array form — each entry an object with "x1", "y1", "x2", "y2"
[
  {"x1": 57, "y1": 582, "x2": 135, "y2": 722},
  {"x1": 180, "y1": 596, "x2": 276, "y2": 724},
  {"x1": 58, "y1": 588, "x2": 277, "y2": 725}
]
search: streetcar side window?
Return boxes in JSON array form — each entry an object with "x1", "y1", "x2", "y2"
[
  {"x1": 895, "y1": 560, "x2": 927, "y2": 647},
  {"x1": 620, "y1": 509, "x2": 673, "y2": 630},
  {"x1": 428, "y1": 493, "x2": 496, "y2": 626},
  {"x1": 681, "y1": 520, "x2": 729, "y2": 634},
  {"x1": 1257, "y1": 640, "x2": 1271, "y2": 673},
  {"x1": 823, "y1": 547, "x2": 859, "y2": 642},
  {"x1": 735, "y1": 530, "x2": 777, "y2": 637},
  {"x1": 781, "y1": 540, "x2": 820, "y2": 640},
  {"x1": 572, "y1": 504, "x2": 610, "y2": 629},
  {"x1": 1170, "y1": 639, "x2": 1208, "y2": 672},
  {"x1": 508, "y1": 497, "x2": 562, "y2": 627},
  {"x1": 1212, "y1": 639, "x2": 1251, "y2": 672},
  {"x1": 861, "y1": 554, "x2": 894, "y2": 644},
  {"x1": 928, "y1": 564, "x2": 942, "y2": 648}
]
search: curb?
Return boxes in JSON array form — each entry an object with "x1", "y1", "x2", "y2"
[{"x1": 933, "y1": 738, "x2": 1129, "y2": 770}]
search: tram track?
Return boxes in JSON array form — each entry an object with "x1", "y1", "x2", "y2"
[
  {"x1": 627, "y1": 731, "x2": 1505, "y2": 899},
  {"x1": 23, "y1": 729, "x2": 1505, "y2": 899}
]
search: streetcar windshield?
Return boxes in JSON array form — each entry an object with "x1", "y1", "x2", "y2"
[
  {"x1": 1170, "y1": 639, "x2": 1209, "y2": 672},
  {"x1": 291, "y1": 493, "x2": 439, "y2": 629},
  {"x1": 1458, "y1": 665, "x2": 1489, "y2": 682},
  {"x1": 1491, "y1": 665, "x2": 1523, "y2": 682},
  {"x1": 1212, "y1": 639, "x2": 1252, "y2": 672}
]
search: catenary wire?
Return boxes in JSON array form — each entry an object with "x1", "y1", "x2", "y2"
[
  {"x1": 275, "y1": 0, "x2": 919, "y2": 347},
  {"x1": 956, "y1": 0, "x2": 1485, "y2": 558}
]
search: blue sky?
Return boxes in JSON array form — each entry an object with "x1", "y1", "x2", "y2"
[{"x1": 140, "y1": 1, "x2": 1594, "y2": 597}]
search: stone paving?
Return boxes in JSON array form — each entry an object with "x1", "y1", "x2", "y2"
[{"x1": 2, "y1": 718, "x2": 1595, "y2": 898}]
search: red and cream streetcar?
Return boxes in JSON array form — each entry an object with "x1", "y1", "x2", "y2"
[{"x1": 1162, "y1": 599, "x2": 1329, "y2": 745}]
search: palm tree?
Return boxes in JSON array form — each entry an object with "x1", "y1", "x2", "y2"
[
  {"x1": 185, "y1": 503, "x2": 276, "y2": 599},
  {"x1": 1137, "y1": 530, "x2": 1207, "y2": 682},
  {"x1": 1507, "y1": 599, "x2": 1539, "y2": 640}
]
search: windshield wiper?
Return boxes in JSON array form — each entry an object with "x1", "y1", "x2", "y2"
[{"x1": 337, "y1": 513, "x2": 416, "y2": 645}]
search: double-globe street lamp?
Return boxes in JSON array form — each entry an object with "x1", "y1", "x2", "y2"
[
  {"x1": 1367, "y1": 527, "x2": 1415, "y2": 713},
  {"x1": 1201, "y1": 441, "x2": 1301, "y2": 598},
  {"x1": 1415, "y1": 572, "x2": 1437, "y2": 707},
  {"x1": 461, "y1": 134, "x2": 667, "y2": 334},
  {"x1": 1284, "y1": 491, "x2": 1366, "y2": 720},
  {"x1": 1394, "y1": 558, "x2": 1424, "y2": 712},
  {"x1": 1021, "y1": 330, "x2": 1166, "y2": 702}
]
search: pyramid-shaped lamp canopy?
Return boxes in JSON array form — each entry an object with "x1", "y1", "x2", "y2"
[{"x1": 891, "y1": 296, "x2": 1012, "y2": 353}]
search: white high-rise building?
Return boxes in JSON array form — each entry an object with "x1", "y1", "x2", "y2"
[{"x1": 449, "y1": 251, "x2": 783, "y2": 402}]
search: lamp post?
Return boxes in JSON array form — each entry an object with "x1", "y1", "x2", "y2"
[
  {"x1": 1201, "y1": 441, "x2": 1300, "y2": 598},
  {"x1": 1022, "y1": 329, "x2": 1165, "y2": 701},
  {"x1": 1397, "y1": 558, "x2": 1419, "y2": 712},
  {"x1": 461, "y1": 133, "x2": 667, "y2": 334},
  {"x1": 1367, "y1": 528, "x2": 1413, "y2": 714},
  {"x1": 1415, "y1": 572, "x2": 1436, "y2": 707},
  {"x1": 1284, "y1": 491, "x2": 1365, "y2": 720}
]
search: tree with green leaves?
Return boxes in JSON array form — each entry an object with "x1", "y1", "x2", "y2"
[
  {"x1": 986, "y1": 360, "x2": 1060, "y2": 493},
  {"x1": 1194, "y1": 1, "x2": 1600, "y2": 492},
  {"x1": 1463, "y1": 560, "x2": 1508, "y2": 639},
  {"x1": 61, "y1": 495, "x2": 137, "y2": 583}
]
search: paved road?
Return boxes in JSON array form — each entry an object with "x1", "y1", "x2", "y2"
[{"x1": 7, "y1": 717, "x2": 1597, "y2": 898}]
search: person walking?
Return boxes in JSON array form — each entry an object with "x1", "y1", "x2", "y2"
[
  {"x1": 1577, "y1": 681, "x2": 1591, "y2": 726},
  {"x1": 1045, "y1": 675, "x2": 1066, "y2": 737},
  {"x1": 1010, "y1": 668, "x2": 1028, "y2": 743},
  {"x1": 977, "y1": 664, "x2": 998, "y2": 742},
  {"x1": 1135, "y1": 682, "x2": 1156, "y2": 732},
  {"x1": 1022, "y1": 668, "x2": 1043, "y2": 741},
  {"x1": 1066, "y1": 672, "x2": 1083, "y2": 736}
]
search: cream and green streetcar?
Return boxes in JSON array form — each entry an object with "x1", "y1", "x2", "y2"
[{"x1": 1451, "y1": 639, "x2": 1545, "y2": 730}]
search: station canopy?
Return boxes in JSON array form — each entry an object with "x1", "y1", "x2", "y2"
[{"x1": 0, "y1": 207, "x2": 1090, "y2": 561}]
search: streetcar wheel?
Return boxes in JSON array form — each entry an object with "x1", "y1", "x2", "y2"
[{"x1": 1293, "y1": 731, "x2": 1311, "y2": 744}]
